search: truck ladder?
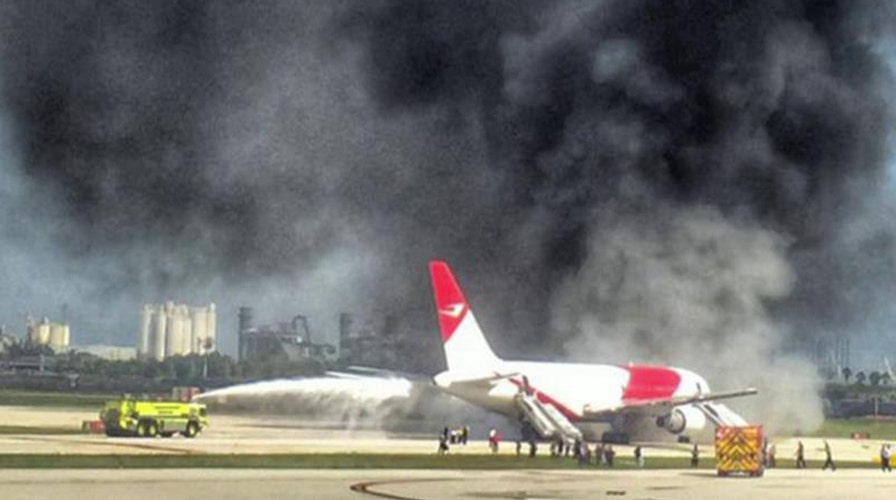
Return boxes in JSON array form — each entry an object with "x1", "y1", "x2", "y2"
[{"x1": 513, "y1": 392, "x2": 583, "y2": 441}]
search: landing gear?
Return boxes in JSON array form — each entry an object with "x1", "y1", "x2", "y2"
[{"x1": 600, "y1": 431, "x2": 630, "y2": 444}]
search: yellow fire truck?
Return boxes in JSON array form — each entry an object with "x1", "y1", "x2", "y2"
[
  {"x1": 100, "y1": 398, "x2": 208, "y2": 438},
  {"x1": 715, "y1": 425, "x2": 764, "y2": 477}
]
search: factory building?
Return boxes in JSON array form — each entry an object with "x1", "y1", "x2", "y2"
[
  {"x1": 26, "y1": 317, "x2": 70, "y2": 353},
  {"x1": 74, "y1": 345, "x2": 137, "y2": 361},
  {"x1": 337, "y1": 313, "x2": 402, "y2": 368},
  {"x1": 138, "y1": 302, "x2": 216, "y2": 361},
  {"x1": 237, "y1": 307, "x2": 336, "y2": 364}
]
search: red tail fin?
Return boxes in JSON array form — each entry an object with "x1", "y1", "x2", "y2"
[
  {"x1": 429, "y1": 261, "x2": 469, "y2": 342},
  {"x1": 429, "y1": 261, "x2": 501, "y2": 371}
]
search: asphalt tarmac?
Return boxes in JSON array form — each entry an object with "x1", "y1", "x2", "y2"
[
  {"x1": 2, "y1": 468, "x2": 896, "y2": 500},
  {"x1": 1, "y1": 406, "x2": 894, "y2": 499}
]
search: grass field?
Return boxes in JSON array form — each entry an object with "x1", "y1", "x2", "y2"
[
  {"x1": 0, "y1": 425, "x2": 82, "y2": 435},
  {"x1": 0, "y1": 390, "x2": 114, "y2": 408},
  {"x1": 811, "y1": 419, "x2": 896, "y2": 440}
]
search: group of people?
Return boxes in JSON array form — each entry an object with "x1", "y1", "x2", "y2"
[
  {"x1": 793, "y1": 440, "x2": 835, "y2": 470},
  {"x1": 437, "y1": 425, "x2": 470, "y2": 454},
  {"x1": 546, "y1": 437, "x2": 620, "y2": 466},
  {"x1": 438, "y1": 428, "x2": 896, "y2": 473},
  {"x1": 438, "y1": 425, "x2": 505, "y2": 454}
]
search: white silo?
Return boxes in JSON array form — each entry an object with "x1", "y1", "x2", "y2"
[
  {"x1": 165, "y1": 306, "x2": 184, "y2": 358},
  {"x1": 37, "y1": 318, "x2": 51, "y2": 345},
  {"x1": 139, "y1": 305, "x2": 153, "y2": 357},
  {"x1": 151, "y1": 308, "x2": 167, "y2": 361},
  {"x1": 180, "y1": 306, "x2": 193, "y2": 355},
  {"x1": 27, "y1": 319, "x2": 39, "y2": 345},
  {"x1": 48, "y1": 324, "x2": 69, "y2": 352},
  {"x1": 62, "y1": 324, "x2": 70, "y2": 348},
  {"x1": 205, "y1": 303, "x2": 217, "y2": 352},
  {"x1": 190, "y1": 306, "x2": 207, "y2": 354}
]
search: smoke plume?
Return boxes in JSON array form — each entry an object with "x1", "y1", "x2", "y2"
[{"x1": 2, "y1": 1, "x2": 895, "y2": 431}]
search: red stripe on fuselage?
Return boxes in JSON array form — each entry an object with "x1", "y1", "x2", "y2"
[{"x1": 622, "y1": 365, "x2": 681, "y2": 402}]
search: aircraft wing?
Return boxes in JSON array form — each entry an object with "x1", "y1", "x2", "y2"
[{"x1": 582, "y1": 387, "x2": 757, "y2": 419}]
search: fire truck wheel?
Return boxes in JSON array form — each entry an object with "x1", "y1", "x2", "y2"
[
  {"x1": 143, "y1": 420, "x2": 159, "y2": 438},
  {"x1": 183, "y1": 421, "x2": 199, "y2": 438}
]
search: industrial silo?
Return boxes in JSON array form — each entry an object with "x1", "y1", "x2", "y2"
[
  {"x1": 191, "y1": 306, "x2": 208, "y2": 354},
  {"x1": 139, "y1": 305, "x2": 153, "y2": 357},
  {"x1": 27, "y1": 318, "x2": 39, "y2": 345},
  {"x1": 48, "y1": 323, "x2": 69, "y2": 352},
  {"x1": 180, "y1": 306, "x2": 193, "y2": 355},
  {"x1": 205, "y1": 303, "x2": 216, "y2": 352},
  {"x1": 37, "y1": 318, "x2": 51, "y2": 345},
  {"x1": 151, "y1": 307, "x2": 167, "y2": 361},
  {"x1": 165, "y1": 305, "x2": 184, "y2": 358}
]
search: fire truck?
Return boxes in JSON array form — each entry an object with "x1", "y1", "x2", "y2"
[
  {"x1": 99, "y1": 398, "x2": 209, "y2": 438},
  {"x1": 715, "y1": 425, "x2": 764, "y2": 477}
]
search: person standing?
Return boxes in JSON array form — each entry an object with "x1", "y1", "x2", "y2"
[
  {"x1": 438, "y1": 432, "x2": 449, "y2": 455},
  {"x1": 821, "y1": 440, "x2": 836, "y2": 471},
  {"x1": 795, "y1": 441, "x2": 806, "y2": 469},
  {"x1": 768, "y1": 443, "x2": 777, "y2": 468},
  {"x1": 605, "y1": 445, "x2": 615, "y2": 467},
  {"x1": 488, "y1": 428, "x2": 498, "y2": 453},
  {"x1": 690, "y1": 444, "x2": 699, "y2": 468},
  {"x1": 634, "y1": 445, "x2": 644, "y2": 467},
  {"x1": 882, "y1": 444, "x2": 891, "y2": 472}
]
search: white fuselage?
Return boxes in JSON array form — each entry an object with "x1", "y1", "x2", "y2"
[{"x1": 433, "y1": 360, "x2": 710, "y2": 422}]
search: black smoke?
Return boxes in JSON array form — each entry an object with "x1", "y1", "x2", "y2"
[{"x1": 1, "y1": 1, "x2": 894, "y2": 370}]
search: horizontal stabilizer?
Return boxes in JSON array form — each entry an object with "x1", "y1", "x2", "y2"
[{"x1": 433, "y1": 371, "x2": 519, "y2": 388}]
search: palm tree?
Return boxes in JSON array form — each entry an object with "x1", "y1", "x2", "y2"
[
  {"x1": 856, "y1": 371, "x2": 866, "y2": 385},
  {"x1": 842, "y1": 367, "x2": 852, "y2": 383}
]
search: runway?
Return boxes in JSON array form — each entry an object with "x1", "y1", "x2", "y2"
[
  {"x1": 2, "y1": 468, "x2": 896, "y2": 500},
  {"x1": 0, "y1": 406, "x2": 884, "y2": 462},
  {"x1": 1, "y1": 405, "x2": 893, "y2": 499}
]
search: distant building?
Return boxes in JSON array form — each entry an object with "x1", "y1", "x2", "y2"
[
  {"x1": 0, "y1": 333, "x2": 15, "y2": 354},
  {"x1": 138, "y1": 302, "x2": 217, "y2": 361},
  {"x1": 26, "y1": 316, "x2": 70, "y2": 353},
  {"x1": 237, "y1": 307, "x2": 336, "y2": 364},
  {"x1": 74, "y1": 345, "x2": 137, "y2": 361},
  {"x1": 337, "y1": 313, "x2": 406, "y2": 369}
]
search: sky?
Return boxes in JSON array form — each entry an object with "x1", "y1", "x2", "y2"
[{"x1": 0, "y1": 2, "x2": 895, "y2": 428}]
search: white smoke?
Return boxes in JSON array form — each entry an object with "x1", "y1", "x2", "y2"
[{"x1": 552, "y1": 206, "x2": 824, "y2": 434}]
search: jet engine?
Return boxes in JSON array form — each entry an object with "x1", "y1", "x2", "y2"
[{"x1": 655, "y1": 405, "x2": 706, "y2": 435}]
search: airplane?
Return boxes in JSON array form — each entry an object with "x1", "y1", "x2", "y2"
[{"x1": 428, "y1": 260, "x2": 757, "y2": 443}]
